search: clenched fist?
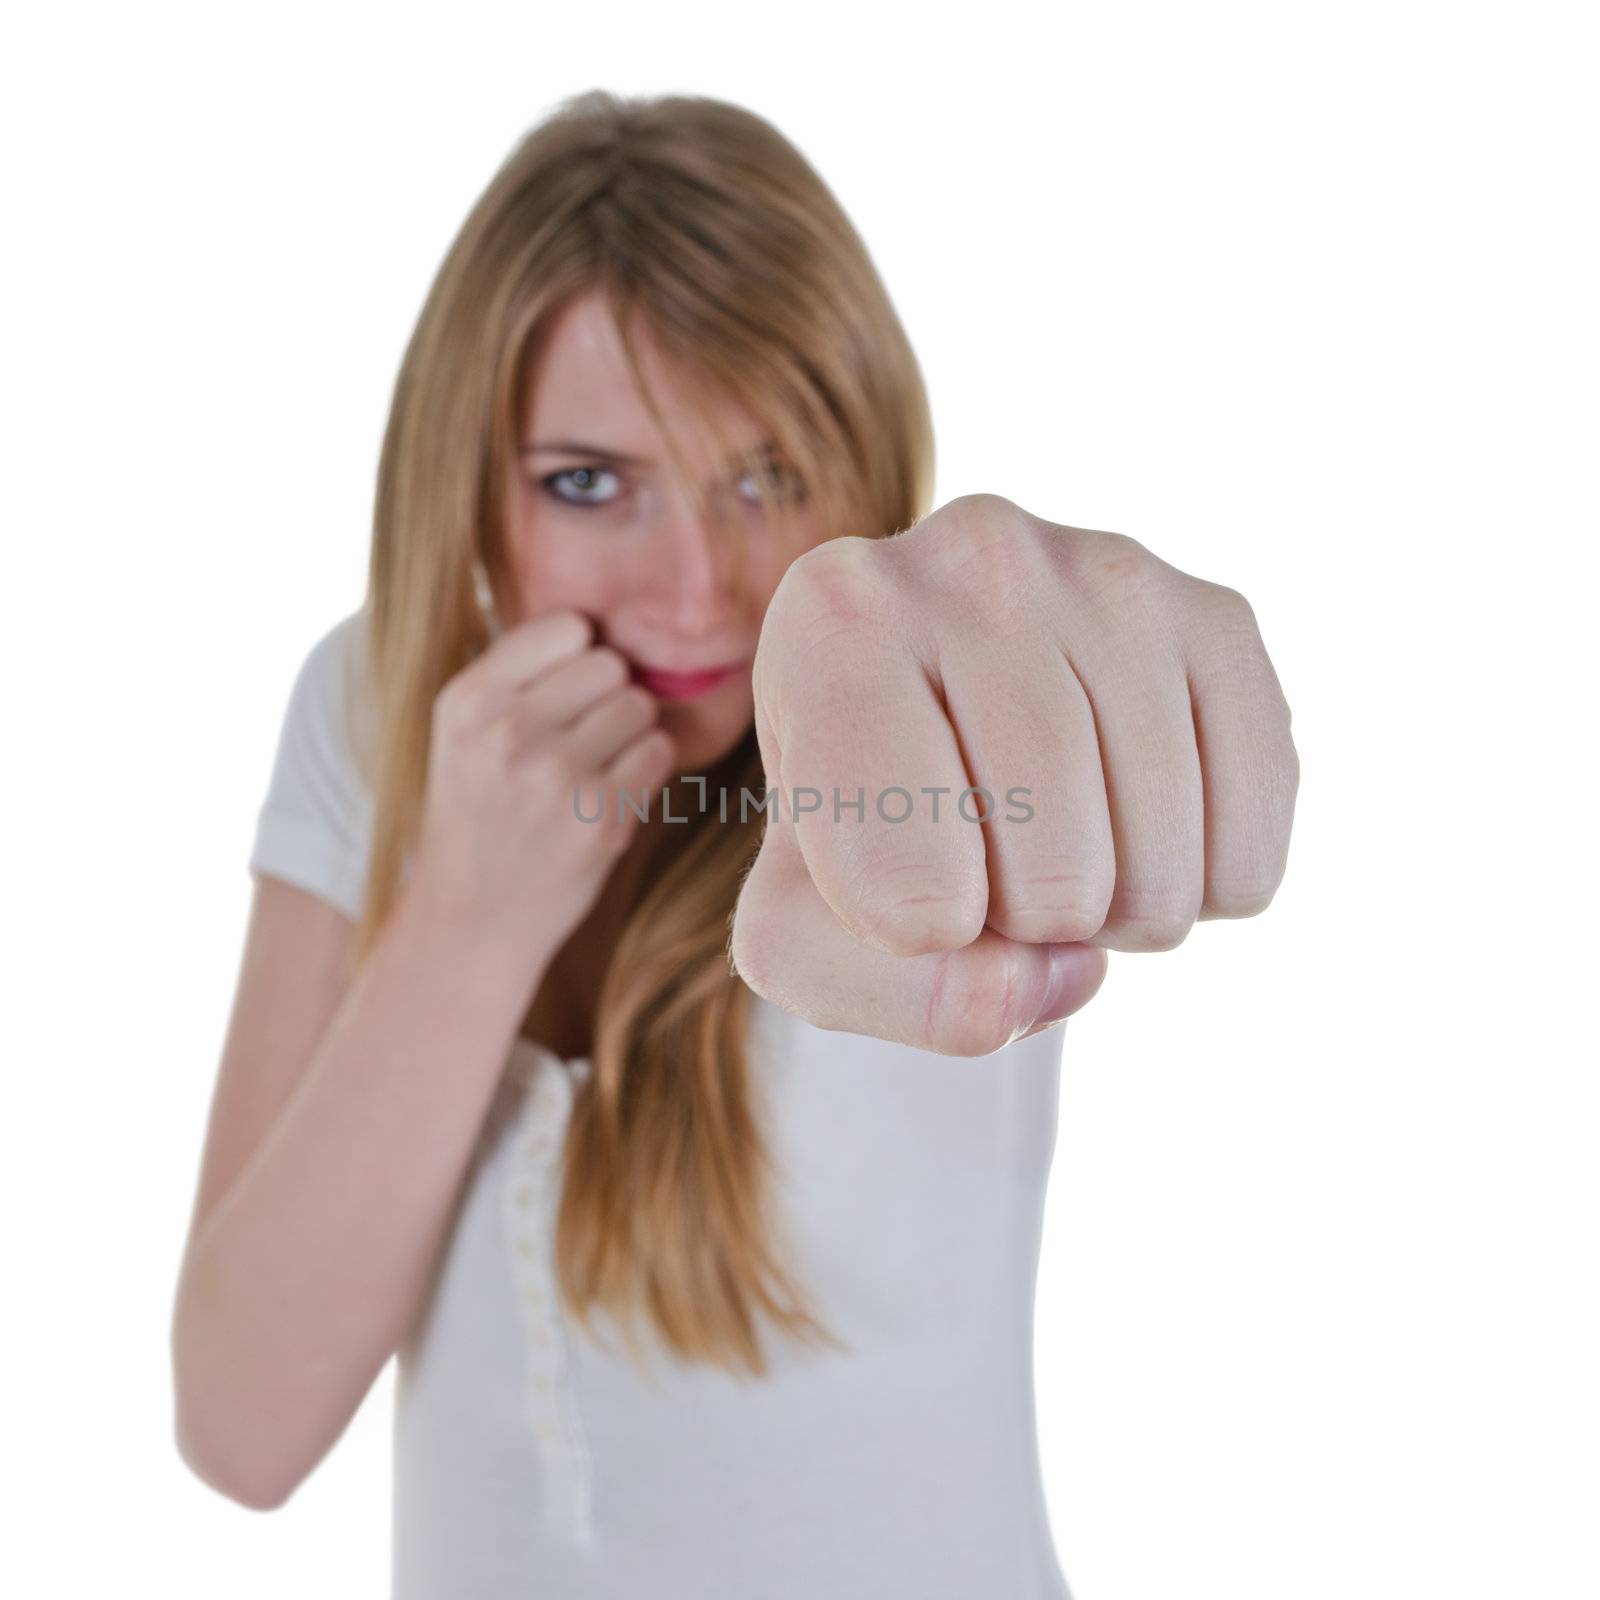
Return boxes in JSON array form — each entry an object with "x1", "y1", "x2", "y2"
[
  {"x1": 729, "y1": 493, "x2": 1298, "y2": 1056},
  {"x1": 409, "y1": 610, "x2": 678, "y2": 968}
]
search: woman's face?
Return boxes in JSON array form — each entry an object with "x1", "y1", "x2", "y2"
[{"x1": 504, "y1": 291, "x2": 824, "y2": 775}]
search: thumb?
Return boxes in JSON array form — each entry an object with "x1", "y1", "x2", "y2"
[{"x1": 730, "y1": 808, "x2": 1109, "y2": 1056}]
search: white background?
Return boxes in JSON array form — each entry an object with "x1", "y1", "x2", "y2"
[{"x1": 4, "y1": 2, "x2": 1595, "y2": 1596}]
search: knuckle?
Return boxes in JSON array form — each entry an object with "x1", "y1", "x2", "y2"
[
  {"x1": 1102, "y1": 885, "x2": 1197, "y2": 952},
  {"x1": 953, "y1": 521, "x2": 1036, "y2": 606},
  {"x1": 522, "y1": 742, "x2": 571, "y2": 791},
  {"x1": 860, "y1": 897, "x2": 981, "y2": 958},
  {"x1": 589, "y1": 645, "x2": 629, "y2": 683},
  {"x1": 1255, "y1": 728, "x2": 1302, "y2": 820},
  {"x1": 432, "y1": 673, "x2": 475, "y2": 729},
  {"x1": 775, "y1": 535, "x2": 886, "y2": 629},
  {"x1": 1205, "y1": 843, "x2": 1289, "y2": 917},
  {"x1": 483, "y1": 714, "x2": 518, "y2": 767},
  {"x1": 533, "y1": 606, "x2": 591, "y2": 645},
  {"x1": 1208, "y1": 581, "x2": 1257, "y2": 624},
  {"x1": 1064, "y1": 528, "x2": 1158, "y2": 609},
  {"x1": 906, "y1": 495, "x2": 1044, "y2": 614},
  {"x1": 621, "y1": 684, "x2": 656, "y2": 719},
  {"x1": 885, "y1": 894, "x2": 986, "y2": 956},
  {"x1": 844, "y1": 861, "x2": 987, "y2": 957},
  {"x1": 942, "y1": 491, "x2": 1023, "y2": 527},
  {"x1": 1281, "y1": 735, "x2": 1302, "y2": 793},
  {"x1": 1187, "y1": 580, "x2": 1266, "y2": 654},
  {"x1": 989, "y1": 875, "x2": 1110, "y2": 945},
  {"x1": 1105, "y1": 919, "x2": 1190, "y2": 953},
  {"x1": 1205, "y1": 878, "x2": 1280, "y2": 919}
]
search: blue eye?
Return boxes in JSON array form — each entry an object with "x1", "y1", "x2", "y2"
[
  {"x1": 735, "y1": 461, "x2": 807, "y2": 507},
  {"x1": 541, "y1": 466, "x2": 622, "y2": 506}
]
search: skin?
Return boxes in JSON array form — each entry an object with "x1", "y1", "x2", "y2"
[
  {"x1": 504, "y1": 290, "x2": 818, "y2": 779},
  {"x1": 169, "y1": 292, "x2": 1297, "y2": 1511},
  {"x1": 487, "y1": 291, "x2": 827, "y2": 1050},
  {"x1": 731, "y1": 497, "x2": 1299, "y2": 1053},
  {"x1": 483, "y1": 289, "x2": 1296, "y2": 1056},
  {"x1": 166, "y1": 295, "x2": 808, "y2": 1499}
]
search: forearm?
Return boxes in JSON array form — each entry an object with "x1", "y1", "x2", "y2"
[{"x1": 171, "y1": 875, "x2": 550, "y2": 1507}]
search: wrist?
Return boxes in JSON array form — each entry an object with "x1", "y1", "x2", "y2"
[{"x1": 391, "y1": 855, "x2": 559, "y2": 1010}]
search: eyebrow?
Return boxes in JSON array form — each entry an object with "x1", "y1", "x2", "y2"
[{"x1": 520, "y1": 437, "x2": 780, "y2": 469}]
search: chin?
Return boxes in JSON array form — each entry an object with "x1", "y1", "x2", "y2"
[{"x1": 659, "y1": 707, "x2": 755, "y2": 777}]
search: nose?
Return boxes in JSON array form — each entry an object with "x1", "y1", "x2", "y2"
[{"x1": 640, "y1": 485, "x2": 743, "y2": 628}]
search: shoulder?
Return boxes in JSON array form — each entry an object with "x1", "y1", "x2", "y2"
[
  {"x1": 248, "y1": 605, "x2": 377, "y2": 918},
  {"x1": 295, "y1": 605, "x2": 371, "y2": 713},
  {"x1": 283, "y1": 605, "x2": 377, "y2": 787}
]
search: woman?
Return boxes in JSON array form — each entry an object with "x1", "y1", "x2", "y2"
[{"x1": 170, "y1": 89, "x2": 1292, "y2": 1600}]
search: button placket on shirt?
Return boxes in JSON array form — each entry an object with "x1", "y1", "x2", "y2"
[{"x1": 501, "y1": 1049, "x2": 596, "y2": 1547}]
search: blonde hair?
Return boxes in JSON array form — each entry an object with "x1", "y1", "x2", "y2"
[{"x1": 354, "y1": 90, "x2": 934, "y2": 1375}]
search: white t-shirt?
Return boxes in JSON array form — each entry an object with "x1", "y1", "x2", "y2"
[{"x1": 248, "y1": 608, "x2": 1078, "y2": 1600}]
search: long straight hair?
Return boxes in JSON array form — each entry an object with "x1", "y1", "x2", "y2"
[{"x1": 353, "y1": 90, "x2": 934, "y2": 1375}]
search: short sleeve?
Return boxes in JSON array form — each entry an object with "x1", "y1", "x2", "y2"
[{"x1": 247, "y1": 607, "x2": 377, "y2": 921}]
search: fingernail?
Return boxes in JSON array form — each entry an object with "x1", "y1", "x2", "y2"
[{"x1": 1027, "y1": 943, "x2": 1106, "y2": 1032}]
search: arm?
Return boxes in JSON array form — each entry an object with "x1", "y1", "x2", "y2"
[
  {"x1": 169, "y1": 869, "x2": 549, "y2": 1510},
  {"x1": 170, "y1": 605, "x2": 673, "y2": 1511}
]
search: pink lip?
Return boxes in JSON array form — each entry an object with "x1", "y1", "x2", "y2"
[{"x1": 630, "y1": 660, "x2": 744, "y2": 703}]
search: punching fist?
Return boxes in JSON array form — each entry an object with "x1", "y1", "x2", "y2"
[{"x1": 729, "y1": 493, "x2": 1298, "y2": 1056}]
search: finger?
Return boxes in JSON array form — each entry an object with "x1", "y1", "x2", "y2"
[
  {"x1": 584, "y1": 727, "x2": 678, "y2": 853},
  {"x1": 754, "y1": 619, "x2": 987, "y2": 959},
  {"x1": 519, "y1": 646, "x2": 632, "y2": 731},
  {"x1": 932, "y1": 635, "x2": 1115, "y2": 944},
  {"x1": 1076, "y1": 644, "x2": 1207, "y2": 952},
  {"x1": 562, "y1": 682, "x2": 660, "y2": 770},
  {"x1": 467, "y1": 608, "x2": 594, "y2": 719},
  {"x1": 731, "y1": 810, "x2": 1108, "y2": 1055},
  {"x1": 1185, "y1": 594, "x2": 1300, "y2": 918}
]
